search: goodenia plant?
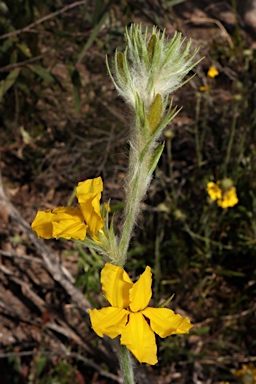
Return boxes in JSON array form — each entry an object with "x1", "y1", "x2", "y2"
[{"x1": 31, "y1": 24, "x2": 201, "y2": 384}]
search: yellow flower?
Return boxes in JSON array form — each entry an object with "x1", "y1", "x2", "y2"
[
  {"x1": 232, "y1": 364, "x2": 256, "y2": 383},
  {"x1": 207, "y1": 181, "x2": 222, "y2": 201},
  {"x1": 217, "y1": 187, "x2": 239, "y2": 209},
  {"x1": 207, "y1": 66, "x2": 219, "y2": 78},
  {"x1": 199, "y1": 85, "x2": 210, "y2": 92},
  {"x1": 89, "y1": 263, "x2": 193, "y2": 365},
  {"x1": 207, "y1": 180, "x2": 238, "y2": 209},
  {"x1": 31, "y1": 177, "x2": 104, "y2": 240}
]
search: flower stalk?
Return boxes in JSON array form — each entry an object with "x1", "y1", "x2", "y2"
[
  {"x1": 31, "y1": 23, "x2": 201, "y2": 383},
  {"x1": 118, "y1": 345, "x2": 135, "y2": 384},
  {"x1": 108, "y1": 25, "x2": 200, "y2": 265}
]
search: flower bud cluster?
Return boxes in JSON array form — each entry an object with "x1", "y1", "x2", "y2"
[{"x1": 109, "y1": 24, "x2": 200, "y2": 112}]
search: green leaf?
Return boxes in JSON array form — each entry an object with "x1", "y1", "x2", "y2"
[
  {"x1": 77, "y1": 9, "x2": 109, "y2": 64},
  {"x1": 0, "y1": 36, "x2": 15, "y2": 54},
  {"x1": 158, "y1": 293, "x2": 175, "y2": 307},
  {"x1": 0, "y1": 67, "x2": 20, "y2": 102},
  {"x1": 147, "y1": 34, "x2": 157, "y2": 64},
  {"x1": 17, "y1": 42, "x2": 32, "y2": 58},
  {"x1": 27, "y1": 64, "x2": 55, "y2": 83},
  {"x1": 148, "y1": 142, "x2": 165, "y2": 175},
  {"x1": 16, "y1": 81, "x2": 30, "y2": 94},
  {"x1": 192, "y1": 326, "x2": 210, "y2": 335},
  {"x1": 166, "y1": 0, "x2": 187, "y2": 6},
  {"x1": 139, "y1": 102, "x2": 180, "y2": 164},
  {"x1": 35, "y1": 355, "x2": 48, "y2": 378}
]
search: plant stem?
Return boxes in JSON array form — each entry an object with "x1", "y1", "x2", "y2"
[
  {"x1": 195, "y1": 92, "x2": 202, "y2": 168},
  {"x1": 166, "y1": 135, "x2": 177, "y2": 204},
  {"x1": 223, "y1": 102, "x2": 238, "y2": 177},
  {"x1": 118, "y1": 147, "x2": 150, "y2": 266},
  {"x1": 118, "y1": 345, "x2": 135, "y2": 384}
]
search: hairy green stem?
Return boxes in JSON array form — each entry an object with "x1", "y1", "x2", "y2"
[
  {"x1": 118, "y1": 345, "x2": 135, "y2": 384},
  {"x1": 118, "y1": 148, "x2": 150, "y2": 266}
]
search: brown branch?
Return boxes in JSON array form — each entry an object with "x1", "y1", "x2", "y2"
[
  {"x1": 0, "y1": 249, "x2": 45, "y2": 264},
  {"x1": 193, "y1": 304, "x2": 256, "y2": 330},
  {"x1": 0, "y1": 53, "x2": 47, "y2": 73},
  {"x1": 184, "y1": 17, "x2": 234, "y2": 49},
  {"x1": 0, "y1": 0, "x2": 87, "y2": 41}
]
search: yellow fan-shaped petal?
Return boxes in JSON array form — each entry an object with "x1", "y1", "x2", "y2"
[
  {"x1": 129, "y1": 266, "x2": 152, "y2": 312},
  {"x1": 207, "y1": 182, "x2": 222, "y2": 201},
  {"x1": 51, "y1": 206, "x2": 86, "y2": 240},
  {"x1": 79, "y1": 200, "x2": 103, "y2": 234},
  {"x1": 76, "y1": 178, "x2": 104, "y2": 234},
  {"x1": 53, "y1": 206, "x2": 83, "y2": 216},
  {"x1": 142, "y1": 307, "x2": 193, "y2": 338},
  {"x1": 101, "y1": 263, "x2": 133, "y2": 308},
  {"x1": 32, "y1": 206, "x2": 85, "y2": 239},
  {"x1": 76, "y1": 177, "x2": 103, "y2": 199},
  {"x1": 31, "y1": 210, "x2": 55, "y2": 239},
  {"x1": 53, "y1": 221, "x2": 86, "y2": 240},
  {"x1": 88, "y1": 307, "x2": 128, "y2": 338},
  {"x1": 120, "y1": 313, "x2": 157, "y2": 365}
]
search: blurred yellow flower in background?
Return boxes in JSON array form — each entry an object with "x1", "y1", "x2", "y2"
[
  {"x1": 232, "y1": 363, "x2": 256, "y2": 383},
  {"x1": 207, "y1": 66, "x2": 219, "y2": 78},
  {"x1": 89, "y1": 263, "x2": 192, "y2": 365},
  {"x1": 217, "y1": 187, "x2": 238, "y2": 209},
  {"x1": 199, "y1": 85, "x2": 210, "y2": 92},
  {"x1": 207, "y1": 181, "x2": 222, "y2": 201},
  {"x1": 31, "y1": 177, "x2": 104, "y2": 240},
  {"x1": 207, "y1": 179, "x2": 238, "y2": 209}
]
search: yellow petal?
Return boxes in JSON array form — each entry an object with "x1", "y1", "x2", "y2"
[
  {"x1": 88, "y1": 307, "x2": 128, "y2": 338},
  {"x1": 120, "y1": 313, "x2": 157, "y2": 365},
  {"x1": 129, "y1": 266, "x2": 152, "y2": 312},
  {"x1": 79, "y1": 200, "x2": 103, "y2": 234},
  {"x1": 142, "y1": 307, "x2": 193, "y2": 338},
  {"x1": 52, "y1": 207, "x2": 87, "y2": 240},
  {"x1": 76, "y1": 177, "x2": 103, "y2": 199},
  {"x1": 31, "y1": 207, "x2": 87, "y2": 240},
  {"x1": 31, "y1": 210, "x2": 55, "y2": 239},
  {"x1": 207, "y1": 182, "x2": 222, "y2": 201},
  {"x1": 76, "y1": 178, "x2": 104, "y2": 234},
  {"x1": 53, "y1": 221, "x2": 86, "y2": 240},
  {"x1": 217, "y1": 187, "x2": 238, "y2": 209},
  {"x1": 101, "y1": 263, "x2": 133, "y2": 308}
]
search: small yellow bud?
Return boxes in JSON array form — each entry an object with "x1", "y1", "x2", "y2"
[
  {"x1": 157, "y1": 203, "x2": 170, "y2": 213},
  {"x1": 147, "y1": 93, "x2": 163, "y2": 133},
  {"x1": 233, "y1": 94, "x2": 242, "y2": 101},
  {"x1": 164, "y1": 128, "x2": 175, "y2": 139},
  {"x1": 219, "y1": 178, "x2": 233, "y2": 193},
  {"x1": 116, "y1": 51, "x2": 125, "y2": 80},
  {"x1": 174, "y1": 209, "x2": 186, "y2": 221}
]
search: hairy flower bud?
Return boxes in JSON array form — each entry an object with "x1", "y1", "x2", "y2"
[{"x1": 108, "y1": 24, "x2": 200, "y2": 111}]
